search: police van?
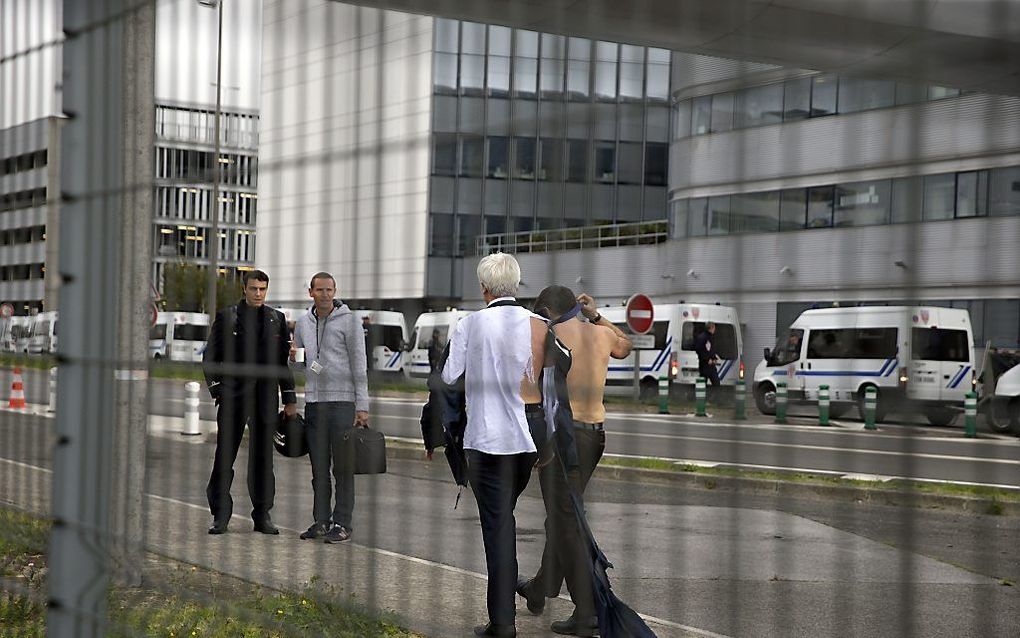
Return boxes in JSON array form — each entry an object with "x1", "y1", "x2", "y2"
[
  {"x1": 149, "y1": 312, "x2": 210, "y2": 362},
  {"x1": 3, "y1": 316, "x2": 33, "y2": 353},
  {"x1": 27, "y1": 311, "x2": 58, "y2": 355},
  {"x1": 353, "y1": 310, "x2": 408, "y2": 375},
  {"x1": 404, "y1": 310, "x2": 473, "y2": 379},
  {"x1": 599, "y1": 303, "x2": 743, "y2": 397},
  {"x1": 753, "y1": 306, "x2": 974, "y2": 425}
]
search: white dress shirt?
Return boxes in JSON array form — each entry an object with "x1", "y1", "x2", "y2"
[{"x1": 442, "y1": 297, "x2": 540, "y2": 455}]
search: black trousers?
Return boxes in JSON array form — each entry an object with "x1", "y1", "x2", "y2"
[
  {"x1": 305, "y1": 401, "x2": 356, "y2": 530},
  {"x1": 700, "y1": 362, "x2": 721, "y2": 386},
  {"x1": 525, "y1": 425, "x2": 606, "y2": 619},
  {"x1": 206, "y1": 394, "x2": 277, "y2": 523},
  {"x1": 466, "y1": 413, "x2": 542, "y2": 627}
]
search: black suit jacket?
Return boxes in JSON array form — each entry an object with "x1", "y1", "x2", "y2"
[{"x1": 202, "y1": 300, "x2": 297, "y2": 408}]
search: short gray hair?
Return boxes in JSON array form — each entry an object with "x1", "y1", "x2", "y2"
[{"x1": 477, "y1": 253, "x2": 521, "y2": 298}]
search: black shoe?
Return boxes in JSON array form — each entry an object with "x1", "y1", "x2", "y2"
[
  {"x1": 515, "y1": 577, "x2": 545, "y2": 615},
  {"x1": 253, "y1": 518, "x2": 280, "y2": 535},
  {"x1": 299, "y1": 522, "x2": 330, "y2": 540},
  {"x1": 550, "y1": 612, "x2": 599, "y2": 637},
  {"x1": 324, "y1": 525, "x2": 351, "y2": 544},
  {"x1": 208, "y1": 520, "x2": 229, "y2": 535},
  {"x1": 473, "y1": 623, "x2": 516, "y2": 637}
]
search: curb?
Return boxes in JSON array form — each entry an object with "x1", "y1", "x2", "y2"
[{"x1": 383, "y1": 441, "x2": 1020, "y2": 518}]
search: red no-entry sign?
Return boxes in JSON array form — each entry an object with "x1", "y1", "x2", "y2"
[{"x1": 625, "y1": 294, "x2": 654, "y2": 335}]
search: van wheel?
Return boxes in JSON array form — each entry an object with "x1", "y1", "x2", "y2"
[
  {"x1": 754, "y1": 382, "x2": 776, "y2": 415},
  {"x1": 639, "y1": 378, "x2": 658, "y2": 401},
  {"x1": 153, "y1": 353, "x2": 162, "y2": 360},
  {"x1": 924, "y1": 408, "x2": 957, "y2": 427},
  {"x1": 856, "y1": 385, "x2": 888, "y2": 423},
  {"x1": 987, "y1": 397, "x2": 1019, "y2": 434}
]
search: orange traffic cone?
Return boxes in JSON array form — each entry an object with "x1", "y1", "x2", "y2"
[{"x1": 9, "y1": 367, "x2": 26, "y2": 409}]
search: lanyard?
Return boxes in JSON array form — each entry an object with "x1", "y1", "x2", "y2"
[{"x1": 315, "y1": 307, "x2": 334, "y2": 358}]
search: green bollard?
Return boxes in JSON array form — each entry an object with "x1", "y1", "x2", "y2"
[
  {"x1": 733, "y1": 379, "x2": 747, "y2": 420},
  {"x1": 775, "y1": 382, "x2": 787, "y2": 424},
  {"x1": 964, "y1": 391, "x2": 977, "y2": 438},
  {"x1": 658, "y1": 376, "x2": 670, "y2": 414},
  {"x1": 863, "y1": 386, "x2": 878, "y2": 430},
  {"x1": 695, "y1": 377, "x2": 707, "y2": 417},
  {"x1": 818, "y1": 384, "x2": 830, "y2": 426}
]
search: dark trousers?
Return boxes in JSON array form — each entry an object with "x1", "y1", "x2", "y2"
[
  {"x1": 526, "y1": 425, "x2": 606, "y2": 619},
  {"x1": 700, "y1": 362, "x2": 721, "y2": 386},
  {"x1": 305, "y1": 401, "x2": 356, "y2": 530},
  {"x1": 467, "y1": 443, "x2": 540, "y2": 627},
  {"x1": 207, "y1": 395, "x2": 276, "y2": 522}
]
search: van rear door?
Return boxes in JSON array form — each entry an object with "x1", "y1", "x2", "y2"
[{"x1": 911, "y1": 325, "x2": 971, "y2": 402}]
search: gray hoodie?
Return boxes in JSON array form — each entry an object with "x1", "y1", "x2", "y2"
[{"x1": 292, "y1": 301, "x2": 369, "y2": 411}]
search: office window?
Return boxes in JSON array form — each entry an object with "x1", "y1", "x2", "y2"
[
  {"x1": 710, "y1": 93, "x2": 734, "y2": 132},
  {"x1": 731, "y1": 191, "x2": 780, "y2": 233},
  {"x1": 619, "y1": 103, "x2": 644, "y2": 141},
  {"x1": 486, "y1": 98, "x2": 510, "y2": 135},
  {"x1": 456, "y1": 214, "x2": 482, "y2": 256},
  {"x1": 430, "y1": 213, "x2": 455, "y2": 256},
  {"x1": 619, "y1": 45, "x2": 644, "y2": 101},
  {"x1": 923, "y1": 173, "x2": 955, "y2": 220},
  {"x1": 461, "y1": 22, "x2": 485, "y2": 54},
  {"x1": 595, "y1": 102, "x2": 617, "y2": 140},
  {"x1": 488, "y1": 25, "x2": 511, "y2": 55},
  {"x1": 541, "y1": 33, "x2": 566, "y2": 59},
  {"x1": 643, "y1": 186, "x2": 666, "y2": 220},
  {"x1": 617, "y1": 142, "x2": 643, "y2": 185},
  {"x1": 646, "y1": 48, "x2": 670, "y2": 101},
  {"x1": 539, "y1": 138, "x2": 563, "y2": 181},
  {"x1": 811, "y1": 74, "x2": 837, "y2": 117},
  {"x1": 460, "y1": 136, "x2": 484, "y2": 177},
  {"x1": 673, "y1": 100, "x2": 692, "y2": 139},
  {"x1": 644, "y1": 143, "x2": 667, "y2": 186},
  {"x1": 895, "y1": 82, "x2": 927, "y2": 105},
  {"x1": 537, "y1": 181, "x2": 563, "y2": 219},
  {"x1": 460, "y1": 54, "x2": 485, "y2": 95},
  {"x1": 735, "y1": 84, "x2": 783, "y2": 128},
  {"x1": 807, "y1": 186, "x2": 834, "y2": 228},
  {"x1": 891, "y1": 176, "x2": 923, "y2": 223},
  {"x1": 707, "y1": 196, "x2": 730, "y2": 235},
  {"x1": 780, "y1": 188, "x2": 809, "y2": 230},
  {"x1": 487, "y1": 56, "x2": 510, "y2": 97},
  {"x1": 984, "y1": 300, "x2": 1020, "y2": 348},
  {"x1": 513, "y1": 58, "x2": 537, "y2": 98},
  {"x1": 488, "y1": 137, "x2": 509, "y2": 178},
  {"x1": 988, "y1": 167, "x2": 1020, "y2": 217},
  {"x1": 566, "y1": 140, "x2": 587, "y2": 183},
  {"x1": 432, "y1": 134, "x2": 457, "y2": 176},
  {"x1": 646, "y1": 106, "x2": 669, "y2": 143},
  {"x1": 540, "y1": 56, "x2": 565, "y2": 99},
  {"x1": 692, "y1": 96, "x2": 711, "y2": 135},
  {"x1": 434, "y1": 18, "x2": 458, "y2": 53},
  {"x1": 834, "y1": 179, "x2": 891, "y2": 227},
  {"x1": 516, "y1": 29, "x2": 539, "y2": 57},
  {"x1": 929, "y1": 86, "x2": 961, "y2": 100},
  {"x1": 512, "y1": 137, "x2": 536, "y2": 179},
  {"x1": 956, "y1": 171, "x2": 988, "y2": 218},
  {"x1": 594, "y1": 142, "x2": 615, "y2": 183},
  {"x1": 566, "y1": 59, "x2": 590, "y2": 100},
  {"x1": 459, "y1": 97, "x2": 485, "y2": 134},
  {"x1": 594, "y1": 41, "x2": 618, "y2": 100},
  {"x1": 837, "y1": 78, "x2": 895, "y2": 113}
]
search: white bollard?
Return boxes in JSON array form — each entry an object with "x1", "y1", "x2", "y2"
[
  {"x1": 182, "y1": 381, "x2": 202, "y2": 436},
  {"x1": 48, "y1": 367, "x2": 57, "y2": 413}
]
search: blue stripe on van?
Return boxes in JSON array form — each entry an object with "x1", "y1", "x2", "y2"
[
  {"x1": 718, "y1": 359, "x2": 733, "y2": 380},
  {"x1": 772, "y1": 358, "x2": 898, "y2": 378},
  {"x1": 386, "y1": 351, "x2": 401, "y2": 368},
  {"x1": 948, "y1": 365, "x2": 971, "y2": 389}
]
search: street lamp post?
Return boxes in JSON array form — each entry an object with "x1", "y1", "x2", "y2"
[{"x1": 199, "y1": 0, "x2": 224, "y2": 321}]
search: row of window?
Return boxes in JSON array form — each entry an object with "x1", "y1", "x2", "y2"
[
  {"x1": 154, "y1": 147, "x2": 257, "y2": 188},
  {"x1": 674, "y1": 75, "x2": 963, "y2": 139},
  {"x1": 154, "y1": 225, "x2": 255, "y2": 263},
  {"x1": 155, "y1": 105, "x2": 259, "y2": 149},
  {"x1": 0, "y1": 263, "x2": 44, "y2": 282},
  {"x1": 0, "y1": 188, "x2": 47, "y2": 213},
  {"x1": 433, "y1": 135, "x2": 667, "y2": 186},
  {"x1": 0, "y1": 150, "x2": 47, "y2": 177},
  {"x1": 434, "y1": 20, "x2": 670, "y2": 103},
  {"x1": 155, "y1": 186, "x2": 257, "y2": 226},
  {"x1": 776, "y1": 300, "x2": 1020, "y2": 350},
  {"x1": 0, "y1": 225, "x2": 45, "y2": 246},
  {"x1": 672, "y1": 166, "x2": 1020, "y2": 237}
]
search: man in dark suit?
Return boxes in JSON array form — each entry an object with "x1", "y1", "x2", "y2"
[
  {"x1": 694, "y1": 322, "x2": 721, "y2": 389},
  {"x1": 203, "y1": 269, "x2": 297, "y2": 535}
]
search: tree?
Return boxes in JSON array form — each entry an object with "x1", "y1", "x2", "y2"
[{"x1": 161, "y1": 262, "x2": 241, "y2": 313}]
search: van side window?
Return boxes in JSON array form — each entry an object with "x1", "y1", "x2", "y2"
[
  {"x1": 771, "y1": 329, "x2": 804, "y2": 366},
  {"x1": 912, "y1": 328, "x2": 969, "y2": 362},
  {"x1": 173, "y1": 324, "x2": 209, "y2": 341},
  {"x1": 806, "y1": 328, "x2": 896, "y2": 359},
  {"x1": 150, "y1": 324, "x2": 167, "y2": 340},
  {"x1": 418, "y1": 325, "x2": 448, "y2": 349},
  {"x1": 366, "y1": 324, "x2": 404, "y2": 351}
]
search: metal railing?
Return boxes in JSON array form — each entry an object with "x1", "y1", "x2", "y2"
[{"x1": 474, "y1": 219, "x2": 669, "y2": 256}]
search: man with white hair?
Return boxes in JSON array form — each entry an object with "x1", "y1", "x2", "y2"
[{"x1": 442, "y1": 252, "x2": 547, "y2": 638}]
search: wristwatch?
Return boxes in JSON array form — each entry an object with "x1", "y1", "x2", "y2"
[{"x1": 589, "y1": 313, "x2": 603, "y2": 324}]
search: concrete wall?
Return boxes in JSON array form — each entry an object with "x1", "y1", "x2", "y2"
[{"x1": 258, "y1": 0, "x2": 433, "y2": 304}]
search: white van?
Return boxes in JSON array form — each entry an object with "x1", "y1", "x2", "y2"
[
  {"x1": 2, "y1": 316, "x2": 32, "y2": 353},
  {"x1": 753, "y1": 306, "x2": 974, "y2": 425},
  {"x1": 599, "y1": 303, "x2": 743, "y2": 397},
  {"x1": 404, "y1": 310, "x2": 473, "y2": 379},
  {"x1": 149, "y1": 312, "x2": 210, "y2": 362},
  {"x1": 353, "y1": 310, "x2": 408, "y2": 375},
  {"x1": 28, "y1": 311, "x2": 58, "y2": 354}
]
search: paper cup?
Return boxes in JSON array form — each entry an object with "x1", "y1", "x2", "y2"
[{"x1": 294, "y1": 347, "x2": 305, "y2": 363}]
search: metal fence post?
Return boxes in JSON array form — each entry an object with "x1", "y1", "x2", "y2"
[{"x1": 818, "y1": 384, "x2": 830, "y2": 426}]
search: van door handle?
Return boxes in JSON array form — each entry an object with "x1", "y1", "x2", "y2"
[
  {"x1": 807, "y1": 362, "x2": 812, "y2": 370},
  {"x1": 943, "y1": 375, "x2": 950, "y2": 379}
]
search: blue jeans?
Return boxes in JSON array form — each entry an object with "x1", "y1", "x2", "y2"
[{"x1": 304, "y1": 401, "x2": 356, "y2": 530}]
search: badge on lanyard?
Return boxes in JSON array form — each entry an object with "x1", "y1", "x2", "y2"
[{"x1": 309, "y1": 360, "x2": 325, "y2": 375}]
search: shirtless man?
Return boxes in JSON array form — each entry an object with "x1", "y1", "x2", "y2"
[{"x1": 518, "y1": 285, "x2": 632, "y2": 637}]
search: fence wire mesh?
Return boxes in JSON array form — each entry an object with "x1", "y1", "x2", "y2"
[{"x1": 1, "y1": 0, "x2": 1019, "y2": 637}]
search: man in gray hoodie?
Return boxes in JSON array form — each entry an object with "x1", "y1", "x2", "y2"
[{"x1": 291, "y1": 272, "x2": 369, "y2": 543}]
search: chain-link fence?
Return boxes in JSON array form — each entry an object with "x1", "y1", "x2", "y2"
[{"x1": 1, "y1": 0, "x2": 1019, "y2": 636}]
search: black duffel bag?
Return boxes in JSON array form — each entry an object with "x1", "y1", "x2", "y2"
[
  {"x1": 343, "y1": 426, "x2": 387, "y2": 475},
  {"x1": 275, "y1": 411, "x2": 308, "y2": 458}
]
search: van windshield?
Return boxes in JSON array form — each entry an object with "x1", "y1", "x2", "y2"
[
  {"x1": 365, "y1": 324, "x2": 403, "y2": 351},
  {"x1": 173, "y1": 324, "x2": 208, "y2": 341},
  {"x1": 418, "y1": 325, "x2": 449, "y2": 350},
  {"x1": 681, "y1": 322, "x2": 738, "y2": 359},
  {"x1": 912, "y1": 327, "x2": 969, "y2": 362},
  {"x1": 770, "y1": 329, "x2": 804, "y2": 366},
  {"x1": 150, "y1": 324, "x2": 167, "y2": 340}
]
